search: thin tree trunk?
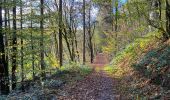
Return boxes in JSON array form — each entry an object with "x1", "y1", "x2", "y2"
[
  {"x1": 70, "y1": 0, "x2": 75, "y2": 61},
  {"x1": 73, "y1": 31, "x2": 79, "y2": 62},
  {"x1": 59, "y1": 0, "x2": 63, "y2": 66},
  {"x1": 12, "y1": 0, "x2": 17, "y2": 90},
  {"x1": 114, "y1": 0, "x2": 118, "y2": 55},
  {"x1": 83, "y1": 0, "x2": 86, "y2": 64},
  {"x1": 20, "y1": 0, "x2": 24, "y2": 91},
  {"x1": 127, "y1": 0, "x2": 133, "y2": 26},
  {"x1": 63, "y1": 29, "x2": 73, "y2": 61},
  {"x1": 53, "y1": 32, "x2": 58, "y2": 60},
  {"x1": 30, "y1": 1, "x2": 35, "y2": 80},
  {"x1": 40, "y1": 0, "x2": 45, "y2": 78},
  {"x1": 88, "y1": 1, "x2": 94, "y2": 63}
]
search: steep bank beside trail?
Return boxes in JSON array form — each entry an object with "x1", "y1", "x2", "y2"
[{"x1": 106, "y1": 32, "x2": 170, "y2": 99}]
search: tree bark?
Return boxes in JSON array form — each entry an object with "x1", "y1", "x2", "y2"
[
  {"x1": 114, "y1": 0, "x2": 118, "y2": 55},
  {"x1": 88, "y1": 1, "x2": 94, "y2": 63},
  {"x1": 20, "y1": 0, "x2": 24, "y2": 91},
  {"x1": 0, "y1": 0, "x2": 9, "y2": 94},
  {"x1": 59, "y1": 0, "x2": 63, "y2": 66},
  {"x1": 12, "y1": 0, "x2": 17, "y2": 90},
  {"x1": 4, "y1": 0, "x2": 9, "y2": 94},
  {"x1": 40, "y1": 0, "x2": 45, "y2": 78},
  {"x1": 83, "y1": 0, "x2": 86, "y2": 64},
  {"x1": 30, "y1": 1, "x2": 35, "y2": 81}
]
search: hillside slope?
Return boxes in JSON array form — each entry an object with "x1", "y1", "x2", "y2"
[{"x1": 106, "y1": 32, "x2": 170, "y2": 99}]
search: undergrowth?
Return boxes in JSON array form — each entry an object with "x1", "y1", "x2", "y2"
[
  {"x1": 111, "y1": 31, "x2": 162, "y2": 66},
  {"x1": 0, "y1": 62, "x2": 92, "y2": 100},
  {"x1": 133, "y1": 45, "x2": 170, "y2": 79},
  {"x1": 59, "y1": 62, "x2": 92, "y2": 76},
  {"x1": 107, "y1": 31, "x2": 170, "y2": 99},
  {"x1": 53, "y1": 62, "x2": 93, "y2": 84}
]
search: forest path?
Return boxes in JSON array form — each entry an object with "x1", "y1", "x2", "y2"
[{"x1": 57, "y1": 53, "x2": 120, "y2": 100}]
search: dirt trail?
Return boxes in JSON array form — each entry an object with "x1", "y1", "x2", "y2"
[
  {"x1": 92, "y1": 53, "x2": 109, "y2": 67},
  {"x1": 57, "y1": 53, "x2": 120, "y2": 100}
]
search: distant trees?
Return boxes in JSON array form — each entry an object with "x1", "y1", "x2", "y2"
[
  {"x1": 62, "y1": 0, "x2": 78, "y2": 62},
  {"x1": 92, "y1": 0, "x2": 170, "y2": 59}
]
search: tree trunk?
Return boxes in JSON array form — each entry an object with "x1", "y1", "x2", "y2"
[
  {"x1": 114, "y1": 0, "x2": 118, "y2": 55},
  {"x1": 0, "y1": 1, "x2": 9, "y2": 94},
  {"x1": 88, "y1": 1, "x2": 94, "y2": 63},
  {"x1": 40, "y1": 0, "x2": 45, "y2": 78},
  {"x1": 30, "y1": 2, "x2": 35, "y2": 80},
  {"x1": 83, "y1": 0, "x2": 86, "y2": 64},
  {"x1": 70, "y1": 0, "x2": 75, "y2": 62},
  {"x1": 59, "y1": 0, "x2": 63, "y2": 66},
  {"x1": 20, "y1": 0, "x2": 24, "y2": 91},
  {"x1": 149, "y1": 0, "x2": 160, "y2": 31},
  {"x1": 4, "y1": 0, "x2": 9, "y2": 94},
  {"x1": 53, "y1": 32, "x2": 58, "y2": 60},
  {"x1": 12, "y1": 0, "x2": 17, "y2": 90},
  {"x1": 63, "y1": 30, "x2": 72, "y2": 61}
]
